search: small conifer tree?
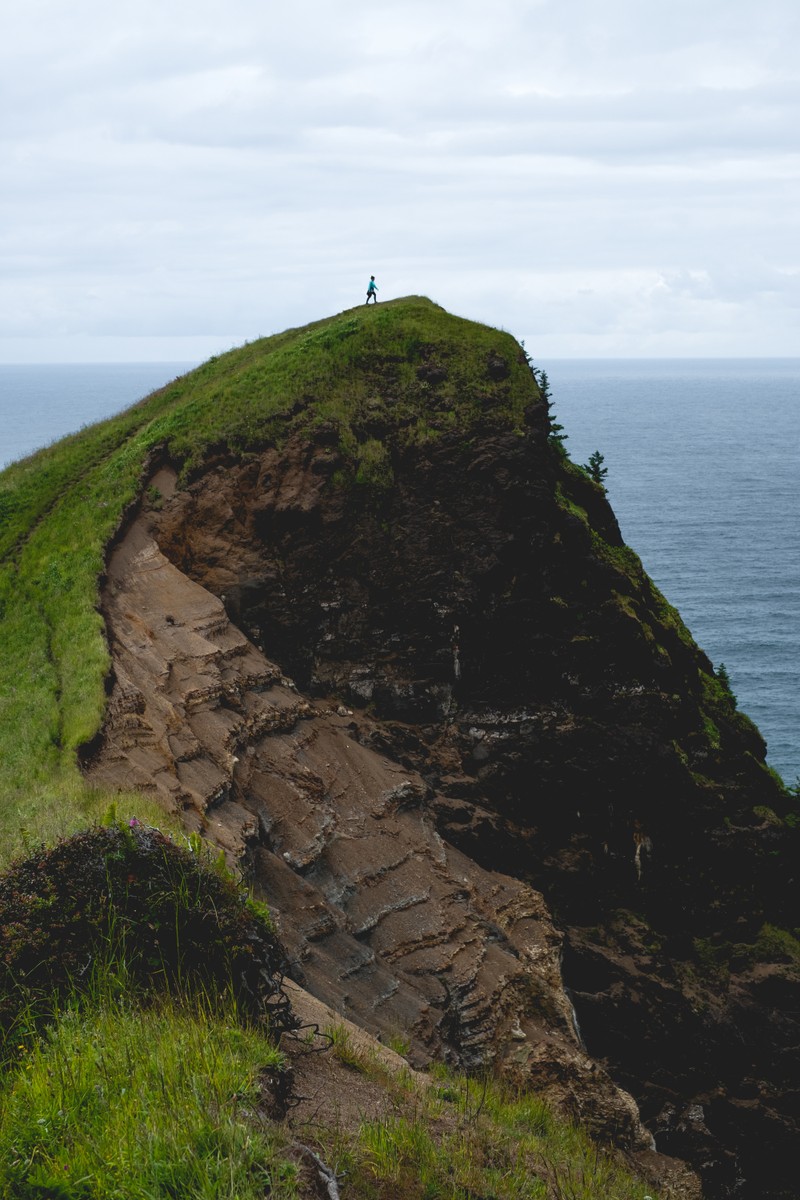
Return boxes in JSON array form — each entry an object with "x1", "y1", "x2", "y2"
[
  {"x1": 520, "y1": 345, "x2": 568, "y2": 450},
  {"x1": 716, "y1": 662, "x2": 737, "y2": 706},
  {"x1": 540, "y1": 371, "x2": 568, "y2": 447},
  {"x1": 583, "y1": 450, "x2": 608, "y2": 488}
]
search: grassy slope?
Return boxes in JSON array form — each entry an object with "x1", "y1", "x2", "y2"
[
  {"x1": 0, "y1": 999, "x2": 297, "y2": 1200},
  {"x1": 0, "y1": 297, "x2": 533, "y2": 862},
  {"x1": 0, "y1": 995, "x2": 659, "y2": 1200},
  {"x1": 0, "y1": 819, "x2": 294, "y2": 1197}
]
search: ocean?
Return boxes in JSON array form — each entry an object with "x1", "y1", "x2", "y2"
[
  {"x1": 0, "y1": 363, "x2": 195, "y2": 470},
  {"x1": 1, "y1": 359, "x2": 797, "y2": 786},
  {"x1": 543, "y1": 358, "x2": 799, "y2": 788}
]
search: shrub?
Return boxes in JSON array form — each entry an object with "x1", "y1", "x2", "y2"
[{"x1": 0, "y1": 822, "x2": 293, "y2": 1059}]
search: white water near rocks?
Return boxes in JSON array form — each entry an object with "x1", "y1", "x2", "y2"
[{"x1": 1, "y1": 358, "x2": 797, "y2": 785}]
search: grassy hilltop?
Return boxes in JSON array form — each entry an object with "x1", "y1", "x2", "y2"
[
  {"x1": 0, "y1": 297, "x2": 536, "y2": 861},
  {"x1": 0, "y1": 298, "x2": 667, "y2": 1199}
]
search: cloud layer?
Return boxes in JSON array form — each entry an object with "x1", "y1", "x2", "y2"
[{"x1": 2, "y1": 0, "x2": 799, "y2": 358}]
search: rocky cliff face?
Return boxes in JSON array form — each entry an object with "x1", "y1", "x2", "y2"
[{"x1": 84, "y1": 305, "x2": 799, "y2": 1199}]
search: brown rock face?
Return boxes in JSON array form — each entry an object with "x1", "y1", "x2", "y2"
[
  {"x1": 85, "y1": 413, "x2": 798, "y2": 1199},
  {"x1": 85, "y1": 471, "x2": 657, "y2": 1165}
]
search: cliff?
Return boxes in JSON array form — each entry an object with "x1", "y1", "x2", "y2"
[{"x1": 2, "y1": 298, "x2": 798, "y2": 1198}]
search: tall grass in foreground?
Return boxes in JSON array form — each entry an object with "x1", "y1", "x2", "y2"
[
  {"x1": 0, "y1": 823, "x2": 301, "y2": 1196},
  {"x1": 0, "y1": 821, "x2": 292, "y2": 1066},
  {"x1": 349, "y1": 1088, "x2": 658, "y2": 1200},
  {"x1": 324, "y1": 1026, "x2": 659, "y2": 1200},
  {"x1": 0, "y1": 997, "x2": 297, "y2": 1200},
  {"x1": 0, "y1": 1000, "x2": 660, "y2": 1200}
]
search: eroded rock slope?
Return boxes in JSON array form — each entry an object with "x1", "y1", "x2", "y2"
[
  {"x1": 85, "y1": 320, "x2": 799, "y2": 1200},
  {"x1": 85, "y1": 474, "x2": 656, "y2": 1164}
]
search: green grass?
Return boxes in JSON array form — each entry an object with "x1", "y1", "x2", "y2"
[
  {"x1": 0, "y1": 297, "x2": 538, "y2": 862},
  {"x1": 0, "y1": 821, "x2": 662, "y2": 1200},
  {"x1": 326, "y1": 1064, "x2": 659, "y2": 1200},
  {"x1": 298, "y1": 1036, "x2": 660, "y2": 1199},
  {"x1": 0, "y1": 824, "x2": 300, "y2": 1197},
  {"x1": 0, "y1": 780, "x2": 180, "y2": 875},
  {"x1": 0, "y1": 997, "x2": 297, "y2": 1200},
  {"x1": 325, "y1": 1022, "x2": 373, "y2": 1072},
  {"x1": 0, "y1": 821, "x2": 292, "y2": 1069},
  {"x1": 293, "y1": 1023, "x2": 661, "y2": 1197},
  {"x1": 0, "y1": 998, "x2": 662, "y2": 1200}
]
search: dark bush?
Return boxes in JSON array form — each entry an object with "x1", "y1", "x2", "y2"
[{"x1": 0, "y1": 823, "x2": 293, "y2": 1054}]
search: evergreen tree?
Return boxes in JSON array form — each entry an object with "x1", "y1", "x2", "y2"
[
  {"x1": 716, "y1": 662, "x2": 737, "y2": 707},
  {"x1": 583, "y1": 450, "x2": 608, "y2": 488},
  {"x1": 519, "y1": 345, "x2": 567, "y2": 449}
]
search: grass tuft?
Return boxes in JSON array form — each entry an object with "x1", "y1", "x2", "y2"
[
  {"x1": 0, "y1": 997, "x2": 297, "y2": 1200},
  {"x1": 327, "y1": 1065, "x2": 659, "y2": 1200}
]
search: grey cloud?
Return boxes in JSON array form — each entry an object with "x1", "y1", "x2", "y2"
[{"x1": 2, "y1": 0, "x2": 799, "y2": 356}]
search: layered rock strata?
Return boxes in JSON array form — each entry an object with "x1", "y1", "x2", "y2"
[
  {"x1": 85, "y1": 389, "x2": 798, "y2": 1199},
  {"x1": 85, "y1": 482, "x2": 659, "y2": 1165}
]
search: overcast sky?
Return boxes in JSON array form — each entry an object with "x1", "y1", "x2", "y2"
[{"x1": 2, "y1": 0, "x2": 799, "y2": 361}]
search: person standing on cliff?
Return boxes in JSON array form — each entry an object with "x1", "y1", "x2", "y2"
[{"x1": 366, "y1": 276, "x2": 378, "y2": 304}]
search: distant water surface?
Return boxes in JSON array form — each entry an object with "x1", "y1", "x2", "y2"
[
  {"x1": 1, "y1": 359, "x2": 797, "y2": 786},
  {"x1": 543, "y1": 358, "x2": 800, "y2": 787},
  {"x1": 0, "y1": 363, "x2": 195, "y2": 470}
]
